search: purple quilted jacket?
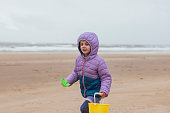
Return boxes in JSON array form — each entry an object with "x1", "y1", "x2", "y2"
[{"x1": 66, "y1": 32, "x2": 112, "y2": 98}]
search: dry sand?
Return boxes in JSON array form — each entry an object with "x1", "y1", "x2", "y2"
[{"x1": 0, "y1": 53, "x2": 170, "y2": 113}]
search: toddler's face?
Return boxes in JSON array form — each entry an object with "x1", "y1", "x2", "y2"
[{"x1": 80, "y1": 40, "x2": 91, "y2": 57}]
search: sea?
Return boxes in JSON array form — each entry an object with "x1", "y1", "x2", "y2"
[{"x1": 0, "y1": 42, "x2": 170, "y2": 54}]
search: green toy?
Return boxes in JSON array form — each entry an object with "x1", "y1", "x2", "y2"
[{"x1": 61, "y1": 78, "x2": 70, "y2": 87}]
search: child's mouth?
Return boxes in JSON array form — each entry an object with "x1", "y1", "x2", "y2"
[{"x1": 82, "y1": 49, "x2": 87, "y2": 51}]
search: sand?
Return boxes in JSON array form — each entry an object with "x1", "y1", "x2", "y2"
[{"x1": 0, "y1": 53, "x2": 170, "y2": 113}]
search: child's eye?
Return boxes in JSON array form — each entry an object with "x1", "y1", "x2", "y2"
[{"x1": 80, "y1": 41, "x2": 89, "y2": 46}]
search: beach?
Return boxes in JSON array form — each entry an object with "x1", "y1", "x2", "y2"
[{"x1": 0, "y1": 53, "x2": 170, "y2": 113}]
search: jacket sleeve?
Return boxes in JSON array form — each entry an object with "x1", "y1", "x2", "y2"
[
  {"x1": 65, "y1": 58, "x2": 78, "y2": 85},
  {"x1": 98, "y1": 59, "x2": 112, "y2": 96}
]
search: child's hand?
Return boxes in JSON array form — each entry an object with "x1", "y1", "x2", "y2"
[
  {"x1": 61, "y1": 78, "x2": 70, "y2": 87},
  {"x1": 100, "y1": 92, "x2": 106, "y2": 99}
]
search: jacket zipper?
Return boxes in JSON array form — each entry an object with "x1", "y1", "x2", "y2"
[{"x1": 82, "y1": 61, "x2": 86, "y2": 97}]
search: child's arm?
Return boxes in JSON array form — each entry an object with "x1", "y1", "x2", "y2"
[
  {"x1": 98, "y1": 59, "x2": 112, "y2": 97},
  {"x1": 61, "y1": 58, "x2": 78, "y2": 87},
  {"x1": 65, "y1": 68, "x2": 78, "y2": 85}
]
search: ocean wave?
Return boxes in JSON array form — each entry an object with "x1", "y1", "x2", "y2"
[{"x1": 0, "y1": 42, "x2": 170, "y2": 54}]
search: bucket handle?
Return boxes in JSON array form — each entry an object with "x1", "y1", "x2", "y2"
[{"x1": 94, "y1": 92, "x2": 104, "y2": 105}]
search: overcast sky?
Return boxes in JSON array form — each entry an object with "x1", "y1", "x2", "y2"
[{"x1": 0, "y1": 0, "x2": 170, "y2": 45}]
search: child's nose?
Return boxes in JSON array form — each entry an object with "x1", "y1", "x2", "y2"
[{"x1": 82, "y1": 45, "x2": 86, "y2": 47}]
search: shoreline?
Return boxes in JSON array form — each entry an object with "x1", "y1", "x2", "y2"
[{"x1": 1, "y1": 51, "x2": 170, "y2": 55}]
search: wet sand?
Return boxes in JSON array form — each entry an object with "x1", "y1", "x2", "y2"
[{"x1": 0, "y1": 53, "x2": 170, "y2": 113}]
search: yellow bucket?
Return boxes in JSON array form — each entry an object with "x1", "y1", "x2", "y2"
[
  {"x1": 88, "y1": 103, "x2": 110, "y2": 113},
  {"x1": 88, "y1": 92, "x2": 110, "y2": 113}
]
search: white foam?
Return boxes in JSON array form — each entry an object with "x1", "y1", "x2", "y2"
[{"x1": 0, "y1": 42, "x2": 170, "y2": 54}]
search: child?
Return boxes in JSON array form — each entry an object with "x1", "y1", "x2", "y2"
[{"x1": 61, "y1": 32, "x2": 112, "y2": 113}]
